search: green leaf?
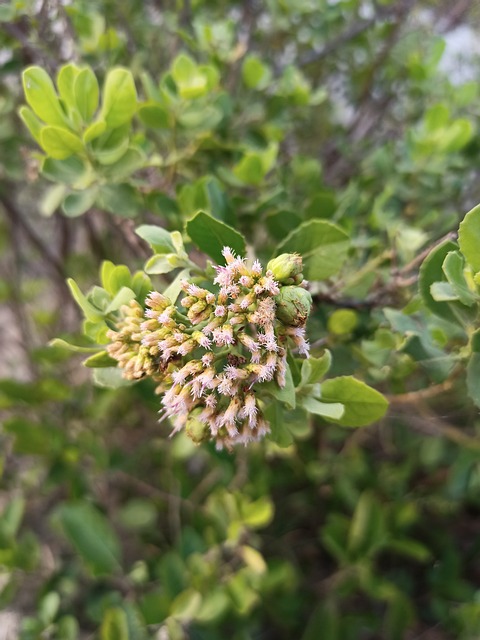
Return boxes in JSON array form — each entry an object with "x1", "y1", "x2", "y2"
[
  {"x1": 147, "y1": 253, "x2": 185, "y2": 274},
  {"x1": 98, "y1": 184, "x2": 141, "y2": 218},
  {"x1": 41, "y1": 156, "x2": 88, "y2": 186},
  {"x1": 93, "y1": 367, "x2": 134, "y2": 388},
  {"x1": 320, "y1": 376, "x2": 388, "y2": 427},
  {"x1": 106, "y1": 264, "x2": 132, "y2": 294},
  {"x1": 300, "y1": 396, "x2": 344, "y2": 420},
  {"x1": 263, "y1": 364, "x2": 296, "y2": 409},
  {"x1": 275, "y1": 220, "x2": 350, "y2": 280},
  {"x1": 138, "y1": 103, "x2": 170, "y2": 128},
  {"x1": 49, "y1": 338, "x2": 100, "y2": 353},
  {"x1": 348, "y1": 491, "x2": 385, "y2": 556},
  {"x1": 302, "y1": 602, "x2": 339, "y2": 640},
  {"x1": 242, "y1": 54, "x2": 272, "y2": 89},
  {"x1": 92, "y1": 127, "x2": 130, "y2": 165},
  {"x1": 18, "y1": 106, "x2": 43, "y2": 145},
  {"x1": 100, "y1": 607, "x2": 129, "y2": 640},
  {"x1": 263, "y1": 402, "x2": 294, "y2": 447},
  {"x1": 105, "y1": 286, "x2": 136, "y2": 313},
  {"x1": 170, "y1": 589, "x2": 202, "y2": 622},
  {"x1": 83, "y1": 351, "x2": 117, "y2": 368},
  {"x1": 56, "y1": 63, "x2": 81, "y2": 109},
  {"x1": 443, "y1": 250, "x2": 477, "y2": 306},
  {"x1": 100, "y1": 68, "x2": 137, "y2": 128},
  {"x1": 171, "y1": 54, "x2": 207, "y2": 99},
  {"x1": 186, "y1": 210, "x2": 246, "y2": 263},
  {"x1": 233, "y1": 154, "x2": 265, "y2": 185},
  {"x1": 83, "y1": 119, "x2": 107, "y2": 143},
  {"x1": 67, "y1": 278, "x2": 104, "y2": 321},
  {"x1": 430, "y1": 281, "x2": 459, "y2": 302},
  {"x1": 300, "y1": 352, "x2": 332, "y2": 387},
  {"x1": 328, "y1": 309, "x2": 358, "y2": 335},
  {"x1": 40, "y1": 184, "x2": 67, "y2": 217},
  {"x1": 57, "y1": 502, "x2": 122, "y2": 575},
  {"x1": 241, "y1": 497, "x2": 274, "y2": 528},
  {"x1": 22, "y1": 66, "x2": 67, "y2": 127},
  {"x1": 135, "y1": 225, "x2": 176, "y2": 254},
  {"x1": 101, "y1": 148, "x2": 145, "y2": 180},
  {"x1": 459, "y1": 203, "x2": 480, "y2": 273},
  {"x1": 163, "y1": 268, "x2": 191, "y2": 303},
  {"x1": 195, "y1": 589, "x2": 230, "y2": 624},
  {"x1": 419, "y1": 239, "x2": 460, "y2": 323},
  {"x1": 74, "y1": 67, "x2": 99, "y2": 122},
  {"x1": 62, "y1": 188, "x2": 97, "y2": 217},
  {"x1": 40, "y1": 126, "x2": 84, "y2": 160},
  {"x1": 467, "y1": 329, "x2": 480, "y2": 408}
]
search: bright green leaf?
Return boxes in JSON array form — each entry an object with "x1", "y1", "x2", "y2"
[
  {"x1": 135, "y1": 225, "x2": 176, "y2": 254},
  {"x1": 67, "y1": 278, "x2": 104, "y2": 322},
  {"x1": 23, "y1": 66, "x2": 67, "y2": 126},
  {"x1": 83, "y1": 119, "x2": 107, "y2": 143},
  {"x1": 459, "y1": 203, "x2": 480, "y2": 273},
  {"x1": 83, "y1": 351, "x2": 117, "y2": 368},
  {"x1": 100, "y1": 607, "x2": 129, "y2": 640},
  {"x1": 442, "y1": 251, "x2": 477, "y2": 306},
  {"x1": 40, "y1": 126, "x2": 84, "y2": 160},
  {"x1": 419, "y1": 239, "x2": 460, "y2": 323},
  {"x1": 56, "y1": 63, "x2": 81, "y2": 109},
  {"x1": 18, "y1": 106, "x2": 43, "y2": 144},
  {"x1": 300, "y1": 396, "x2": 344, "y2": 420},
  {"x1": 101, "y1": 68, "x2": 137, "y2": 128},
  {"x1": 320, "y1": 376, "x2": 388, "y2": 427},
  {"x1": 74, "y1": 67, "x2": 99, "y2": 122}
]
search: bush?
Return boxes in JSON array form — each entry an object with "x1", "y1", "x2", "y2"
[{"x1": 1, "y1": 1, "x2": 480, "y2": 638}]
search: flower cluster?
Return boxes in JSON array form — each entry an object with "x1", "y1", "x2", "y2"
[{"x1": 106, "y1": 249, "x2": 311, "y2": 449}]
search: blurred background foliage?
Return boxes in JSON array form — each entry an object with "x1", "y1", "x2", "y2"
[{"x1": 2, "y1": 0, "x2": 480, "y2": 638}]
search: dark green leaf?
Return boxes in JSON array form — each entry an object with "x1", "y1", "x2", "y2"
[
  {"x1": 186, "y1": 210, "x2": 246, "y2": 263},
  {"x1": 275, "y1": 220, "x2": 350, "y2": 280},
  {"x1": 57, "y1": 503, "x2": 122, "y2": 575}
]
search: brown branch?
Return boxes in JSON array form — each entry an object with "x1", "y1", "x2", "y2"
[{"x1": 0, "y1": 192, "x2": 67, "y2": 285}]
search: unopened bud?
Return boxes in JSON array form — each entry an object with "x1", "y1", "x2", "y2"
[
  {"x1": 267, "y1": 253, "x2": 303, "y2": 284},
  {"x1": 275, "y1": 286, "x2": 312, "y2": 326},
  {"x1": 186, "y1": 409, "x2": 210, "y2": 444}
]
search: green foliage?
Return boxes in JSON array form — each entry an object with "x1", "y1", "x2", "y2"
[{"x1": 2, "y1": 2, "x2": 480, "y2": 639}]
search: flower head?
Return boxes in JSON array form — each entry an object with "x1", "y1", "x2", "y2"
[{"x1": 106, "y1": 247, "x2": 311, "y2": 449}]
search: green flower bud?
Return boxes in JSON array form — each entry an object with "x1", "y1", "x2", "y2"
[
  {"x1": 186, "y1": 409, "x2": 210, "y2": 444},
  {"x1": 275, "y1": 286, "x2": 312, "y2": 326},
  {"x1": 267, "y1": 253, "x2": 303, "y2": 284}
]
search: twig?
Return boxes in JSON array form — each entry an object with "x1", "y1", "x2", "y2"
[
  {"x1": 387, "y1": 380, "x2": 454, "y2": 404},
  {"x1": 0, "y1": 192, "x2": 67, "y2": 285}
]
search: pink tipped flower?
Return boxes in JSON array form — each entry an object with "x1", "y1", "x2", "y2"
[
  {"x1": 238, "y1": 334, "x2": 260, "y2": 354},
  {"x1": 223, "y1": 365, "x2": 249, "y2": 380},
  {"x1": 215, "y1": 305, "x2": 227, "y2": 317},
  {"x1": 217, "y1": 375, "x2": 236, "y2": 397},
  {"x1": 239, "y1": 275, "x2": 253, "y2": 287},
  {"x1": 287, "y1": 326, "x2": 310, "y2": 356},
  {"x1": 192, "y1": 331, "x2": 211, "y2": 349},
  {"x1": 222, "y1": 246, "x2": 235, "y2": 264},
  {"x1": 177, "y1": 339, "x2": 196, "y2": 356},
  {"x1": 240, "y1": 393, "x2": 258, "y2": 428},
  {"x1": 251, "y1": 260, "x2": 263, "y2": 276},
  {"x1": 201, "y1": 353, "x2": 214, "y2": 366}
]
